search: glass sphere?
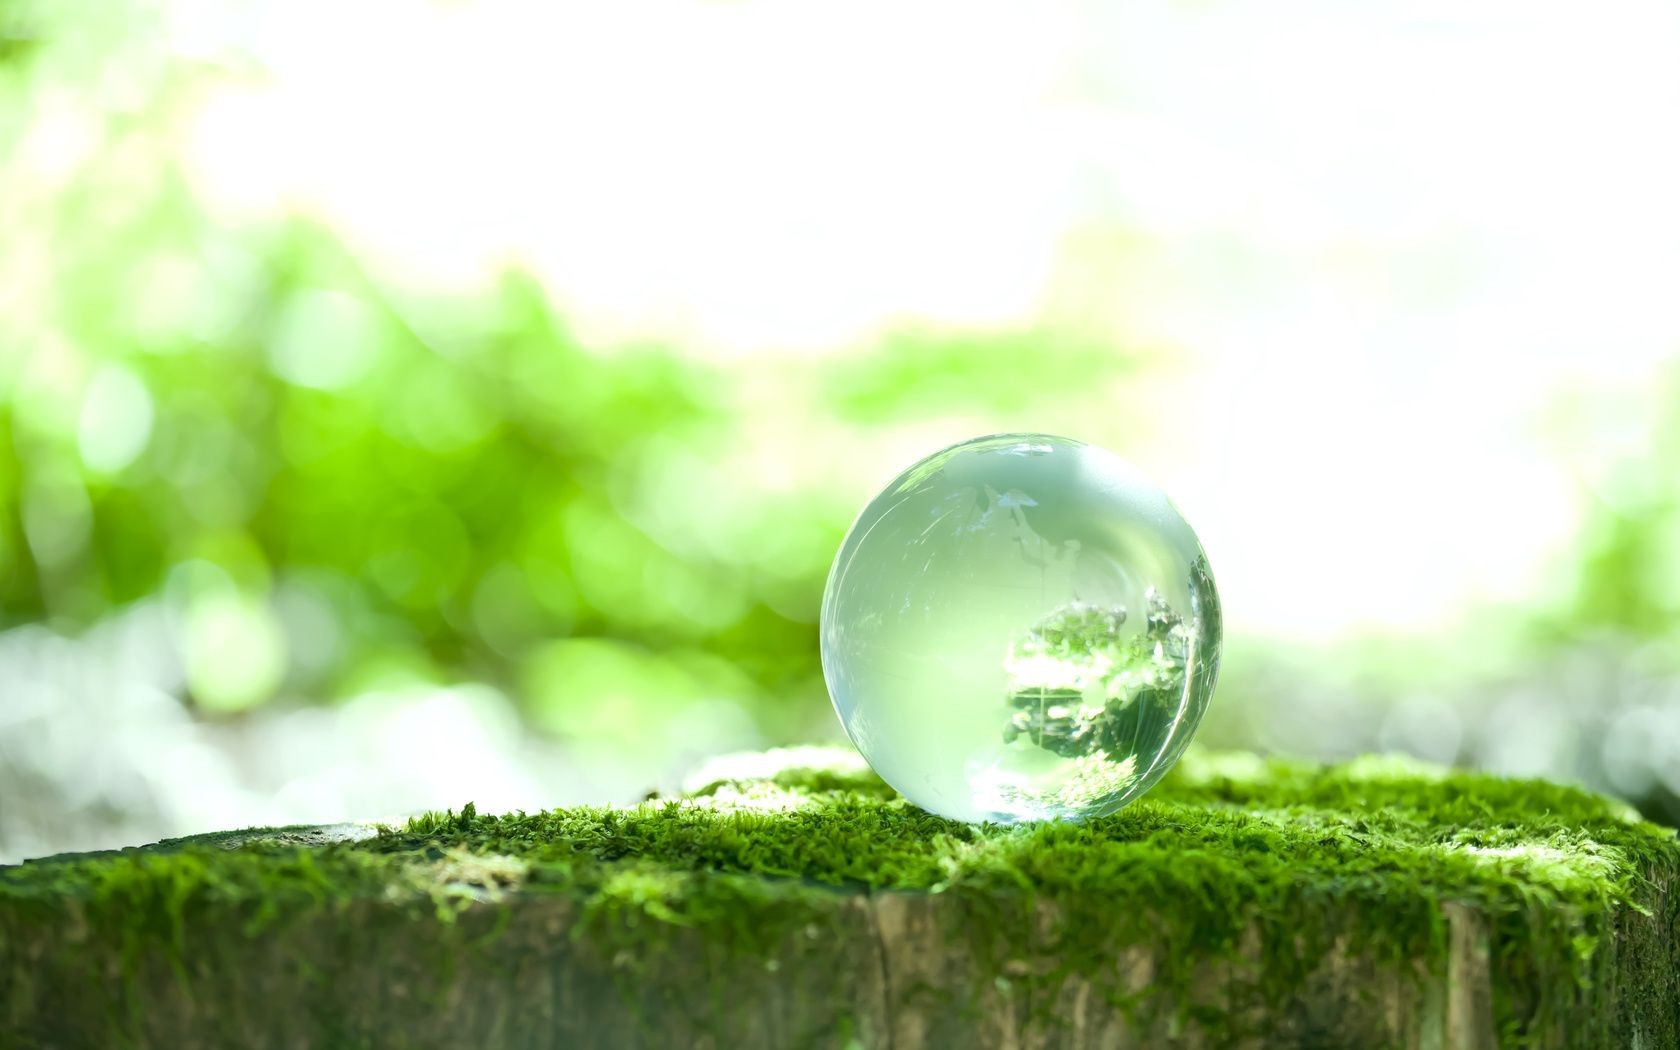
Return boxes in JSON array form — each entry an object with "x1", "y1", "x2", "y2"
[{"x1": 821, "y1": 433, "x2": 1221, "y2": 823}]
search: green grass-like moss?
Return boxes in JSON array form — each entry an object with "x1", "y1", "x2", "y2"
[{"x1": 3, "y1": 748, "x2": 1677, "y2": 1046}]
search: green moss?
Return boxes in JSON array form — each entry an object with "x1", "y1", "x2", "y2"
[{"x1": 3, "y1": 748, "x2": 1677, "y2": 1046}]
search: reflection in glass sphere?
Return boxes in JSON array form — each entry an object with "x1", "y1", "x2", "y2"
[{"x1": 820, "y1": 434, "x2": 1221, "y2": 823}]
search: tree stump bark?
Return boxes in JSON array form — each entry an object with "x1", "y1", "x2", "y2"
[{"x1": 2, "y1": 748, "x2": 1676, "y2": 1048}]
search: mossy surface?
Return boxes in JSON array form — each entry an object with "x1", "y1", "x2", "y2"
[{"x1": 4, "y1": 748, "x2": 1678, "y2": 1047}]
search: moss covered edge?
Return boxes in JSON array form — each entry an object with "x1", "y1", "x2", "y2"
[{"x1": 3, "y1": 747, "x2": 1678, "y2": 1046}]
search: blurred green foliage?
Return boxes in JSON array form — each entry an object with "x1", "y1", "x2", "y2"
[
  {"x1": 1556, "y1": 370, "x2": 1680, "y2": 644},
  {"x1": 8, "y1": 0, "x2": 1674, "y2": 785},
  {"x1": 0, "y1": 4, "x2": 1151, "y2": 750}
]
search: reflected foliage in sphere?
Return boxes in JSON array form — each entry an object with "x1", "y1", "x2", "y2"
[{"x1": 821, "y1": 434, "x2": 1221, "y2": 823}]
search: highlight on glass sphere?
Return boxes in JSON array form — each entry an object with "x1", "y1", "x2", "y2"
[{"x1": 820, "y1": 433, "x2": 1221, "y2": 824}]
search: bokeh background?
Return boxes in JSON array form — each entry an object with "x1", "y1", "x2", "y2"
[{"x1": 4, "y1": 0, "x2": 1679, "y2": 863}]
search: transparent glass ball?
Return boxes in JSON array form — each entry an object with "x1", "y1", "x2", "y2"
[{"x1": 821, "y1": 433, "x2": 1221, "y2": 823}]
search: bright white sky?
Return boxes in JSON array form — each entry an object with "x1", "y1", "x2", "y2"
[{"x1": 178, "y1": 0, "x2": 1680, "y2": 638}]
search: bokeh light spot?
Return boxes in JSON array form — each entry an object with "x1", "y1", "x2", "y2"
[
  {"x1": 77, "y1": 364, "x2": 155, "y2": 474},
  {"x1": 267, "y1": 289, "x2": 384, "y2": 390}
]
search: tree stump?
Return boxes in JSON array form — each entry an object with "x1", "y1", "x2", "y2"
[{"x1": 2, "y1": 748, "x2": 1676, "y2": 1048}]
